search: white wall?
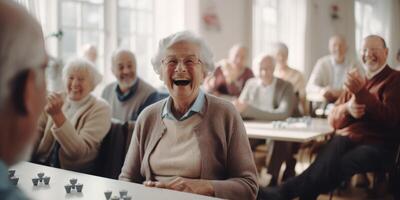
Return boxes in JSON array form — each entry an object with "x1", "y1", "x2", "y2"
[
  {"x1": 184, "y1": 0, "x2": 253, "y2": 65},
  {"x1": 304, "y1": 0, "x2": 356, "y2": 78}
]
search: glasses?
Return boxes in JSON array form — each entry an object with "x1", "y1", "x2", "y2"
[
  {"x1": 360, "y1": 48, "x2": 385, "y2": 54},
  {"x1": 162, "y1": 56, "x2": 202, "y2": 68}
]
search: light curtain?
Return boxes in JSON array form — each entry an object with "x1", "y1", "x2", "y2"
[{"x1": 355, "y1": 0, "x2": 400, "y2": 68}]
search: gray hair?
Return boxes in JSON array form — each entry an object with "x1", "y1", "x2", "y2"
[
  {"x1": 151, "y1": 31, "x2": 214, "y2": 75},
  {"x1": 229, "y1": 44, "x2": 247, "y2": 57},
  {"x1": 62, "y1": 57, "x2": 102, "y2": 90},
  {"x1": 111, "y1": 48, "x2": 137, "y2": 69},
  {"x1": 0, "y1": 1, "x2": 47, "y2": 111},
  {"x1": 329, "y1": 35, "x2": 347, "y2": 46},
  {"x1": 274, "y1": 42, "x2": 289, "y2": 57},
  {"x1": 252, "y1": 54, "x2": 276, "y2": 76}
]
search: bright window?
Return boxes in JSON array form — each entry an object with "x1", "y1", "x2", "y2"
[
  {"x1": 117, "y1": 0, "x2": 155, "y2": 84},
  {"x1": 59, "y1": 0, "x2": 105, "y2": 73}
]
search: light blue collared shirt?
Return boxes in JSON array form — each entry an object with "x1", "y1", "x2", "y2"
[
  {"x1": 161, "y1": 90, "x2": 205, "y2": 121},
  {"x1": 0, "y1": 160, "x2": 28, "y2": 200}
]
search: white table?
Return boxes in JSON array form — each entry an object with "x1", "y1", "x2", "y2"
[
  {"x1": 10, "y1": 162, "x2": 220, "y2": 200},
  {"x1": 244, "y1": 118, "x2": 333, "y2": 142}
]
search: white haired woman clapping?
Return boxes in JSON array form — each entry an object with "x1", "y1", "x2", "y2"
[{"x1": 33, "y1": 58, "x2": 111, "y2": 173}]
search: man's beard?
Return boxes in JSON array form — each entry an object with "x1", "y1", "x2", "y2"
[{"x1": 119, "y1": 78, "x2": 136, "y2": 90}]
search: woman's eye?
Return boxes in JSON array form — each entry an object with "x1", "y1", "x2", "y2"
[
  {"x1": 185, "y1": 60, "x2": 195, "y2": 65},
  {"x1": 168, "y1": 60, "x2": 178, "y2": 65}
]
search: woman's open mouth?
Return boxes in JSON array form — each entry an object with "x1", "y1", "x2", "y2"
[{"x1": 173, "y1": 79, "x2": 191, "y2": 86}]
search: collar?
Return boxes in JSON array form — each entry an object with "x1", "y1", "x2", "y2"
[
  {"x1": 66, "y1": 94, "x2": 92, "y2": 109},
  {"x1": 161, "y1": 89, "x2": 205, "y2": 121},
  {"x1": 115, "y1": 78, "x2": 138, "y2": 102},
  {"x1": 365, "y1": 63, "x2": 387, "y2": 79},
  {"x1": 258, "y1": 77, "x2": 277, "y2": 88},
  {"x1": 330, "y1": 55, "x2": 348, "y2": 67}
]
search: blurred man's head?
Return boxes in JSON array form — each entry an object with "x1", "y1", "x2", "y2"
[
  {"x1": 273, "y1": 42, "x2": 289, "y2": 66},
  {"x1": 80, "y1": 44, "x2": 98, "y2": 63},
  {"x1": 0, "y1": 1, "x2": 48, "y2": 165},
  {"x1": 253, "y1": 54, "x2": 275, "y2": 85},
  {"x1": 329, "y1": 35, "x2": 347, "y2": 63},
  {"x1": 361, "y1": 35, "x2": 388, "y2": 74},
  {"x1": 228, "y1": 44, "x2": 247, "y2": 69},
  {"x1": 111, "y1": 49, "x2": 137, "y2": 92}
]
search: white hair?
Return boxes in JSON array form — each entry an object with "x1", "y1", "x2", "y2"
[
  {"x1": 111, "y1": 48, "x2": 136, "y2": 69},
  {"x1": 274, "y1": 42, "x2": 289, "y2": 57},
  {"x1": 252, "y1": 54, "x2": 276, "y2": 76},
  {"x1": 0, "y1": 1, "x2": 47, "y2": 111},
  {"x1": 151, "y1": 31, "x2": 214, "y2": 75},
  {"x1": 62, "y1": 57, "x2": 102, "y2": 89},
  {"x1": 229, "y1": 44, "x2": 247, "y2": 57}
]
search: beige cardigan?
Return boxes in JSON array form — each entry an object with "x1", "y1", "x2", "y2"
[
  {"x1": 119, "y1": 94, "x2": 258, "y2": 200},
  {"x1": 34, "y1": 94, "x2": 111, "y2": 172}
]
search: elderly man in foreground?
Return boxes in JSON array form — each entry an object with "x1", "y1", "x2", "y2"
[
  {"x1": 259, "y1": 35, "x2": 400, "y2": 200},
  {"x1": 119, "y1": 31, "x2": 258, "y2": 200},
  {"x1": 0, "y1": 1, "x2": 48, "y2": 199}
]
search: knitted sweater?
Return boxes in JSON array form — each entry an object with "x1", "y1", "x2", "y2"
[
  {"x1": 119, "y1": 94, "x2": 258, "y2": 200},
  {"x1": 33, "y1": 95, "x2": 111, "y2": 172},
  {"x1": 240, "y1": 78, "x2": 296, "y2": 121},
  {"x1": 328, "y1": 66, "x2": 400, "y2": 144},
  {"x1": 102, "y1": 78, "x2": 159, "y2": 122}
]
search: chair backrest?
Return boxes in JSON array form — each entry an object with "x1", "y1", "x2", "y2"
[{"x1": 93, "y1": 120, "x2": 135, "y2": 179}]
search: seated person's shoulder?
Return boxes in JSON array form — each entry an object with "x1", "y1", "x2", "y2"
[
  {"x1": 206, "y1": 94, "x2": 238, "y2": 115},
  {"x1": 138, "y1": 78, "x2": 156, "y2": 92},
  {"x1": 135, "y1": 99, "x2": 166, "y2": 121},
  {"x1": 277, "y1": 78, "x2": 293, "y2": 88},
  {"x1": 245, "y1": 77, "x2": 258, "y2": 85},
  {"x1": 101, "y1": 82, "x2": 118, "y2": 97},
  {"x1": 314, "y1": 55, "x2": 332, "y2": 68}
]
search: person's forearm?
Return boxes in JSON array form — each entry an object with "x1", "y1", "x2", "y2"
[
  {"x1": 199, "y1": 180, "x2": 215, "y2": 196},
  {"x1": 50, "y1": 112, "x2": 66, "y2": 127}
]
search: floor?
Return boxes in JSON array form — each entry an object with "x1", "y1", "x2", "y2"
[{"x1": 255, "y1": 147, "x2": 396, "y2": 200}]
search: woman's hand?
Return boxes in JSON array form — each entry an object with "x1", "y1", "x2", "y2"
[
  {"x1": 45, "y1": 93, "x2": 66, "y2": 127},
  {"x1": 144, "y1": 177, "x2": 215, "y2": 196}
]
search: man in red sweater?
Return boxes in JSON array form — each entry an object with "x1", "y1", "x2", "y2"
[{"x1": 258, "y1": 35, "x2": 400, "y2": 200}]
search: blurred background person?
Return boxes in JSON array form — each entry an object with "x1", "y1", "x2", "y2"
[
  {"x1": 102, "y1": 49, "x2": 163, "y2": 122},
  {"x1": 307, "y1": 35, "x2": 353, "y2": 103},
  {"x1": 0, "y1": 1, "x2": 48, "y2": 199},
  {"x1": 233, "y1": 54, "x2": 296, "y2": 186},
  {"x1": 306, "y1": 35, "x2": 361, "y2": 117},
  {"x1": 259, "y1": 35, "x2": 400, "y2": 200},
  {"x1": 204, "y1": 44, "x2": 254, "y2": 100},
  {"x1": 80, "y1": 44, "x2": 98, "y2": 64},
  {"x1": 273, "y1": 42, "x2": 307, "y2": 116},
  {"x1": 119, "y1": 31, "x2": 258, "y2": 200},
  {"x1": 32, "y1": 58, "x2": 111, "y2": 173}
]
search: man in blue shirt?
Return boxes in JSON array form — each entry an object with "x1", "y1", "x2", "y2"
[{"x1": 0, "y1": 1, "x2": 48, "y2": 199}]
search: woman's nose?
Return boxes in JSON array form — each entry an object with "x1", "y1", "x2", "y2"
[{"x1": 175, "y1": 62, "x2": 187, "y2": 72}]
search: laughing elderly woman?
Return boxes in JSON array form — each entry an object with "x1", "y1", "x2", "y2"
[
  {"x1": 33, "y1": 58, "x2": 111, "y2": 173},
  {"x1": 119, "y1": 31, "x2": 258, "y2": 199}
]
